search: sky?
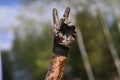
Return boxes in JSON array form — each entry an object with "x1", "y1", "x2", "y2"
[
  {"x1": 0, "y1": 0, "x2": 64, "y2": 50},
  {"x1": 0, "y1": 0, "x2": 20, "y2": 50},
  {"x1": 0, "y1": 0, "x2": 19, "y2": 6}
]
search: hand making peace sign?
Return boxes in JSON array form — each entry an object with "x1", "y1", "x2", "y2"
[{"x1": 53, "y1": 7, "x2": 76, "y2": 48}]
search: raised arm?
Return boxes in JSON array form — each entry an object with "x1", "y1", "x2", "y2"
[{"x1": 45, "y1": 7, "x2": 76, "y2": 80}]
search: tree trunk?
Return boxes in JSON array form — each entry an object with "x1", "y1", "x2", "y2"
[
  {"x1": 0, "y1": 51, "x2": 3, "y2": 80},
  {"x1": 111, "y1": 0, "x2": 120, "y2": 34},
  {"x1": 97, "y1": 10, "x2": 120, "y2": 76},
  {"x1": 76, "y1": 27, "x2": 95, "y2": 80}
]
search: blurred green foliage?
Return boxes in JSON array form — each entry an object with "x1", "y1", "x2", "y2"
[
  {"x1": 2, "y1": 0, "x2": 120, "y2": 80},
  {"x1": 12, "y1": 25, "x2": 52, "y2": 80},
  {"x1": 9, "y1": 11, "x2": 120, "y2": 80},
  {"x1": 76, "y1": 11, "x2": 118, "y2": 80}
]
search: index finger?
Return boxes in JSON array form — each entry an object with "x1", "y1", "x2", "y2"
[
  {"x1": 53, "y1": 8, "x2": 59, "y2": 27},
  {"x1": 63, "y1": 7, "x2": 71, "y2": 20}
]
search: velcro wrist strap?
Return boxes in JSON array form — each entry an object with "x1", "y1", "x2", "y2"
[{"x1": 53, "y1": 44, "x2": 69, "y2": 57}]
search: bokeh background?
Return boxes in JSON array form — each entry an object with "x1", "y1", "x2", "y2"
[{"x1": 0, "y1": 0, "x2": 120, "y2": 80}]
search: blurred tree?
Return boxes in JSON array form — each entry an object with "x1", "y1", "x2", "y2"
[
  {"x1": 101, "y1": 0, "x2": 120, "y2": 34},
  {"x1": 12, "y1": 23, "x2": 52, "y2": 80},
  {"x1": 96, "y1": 9, "x2": 120, "y2": 76},
  {"x1": 111, "y1": 0, "x2": 120, "y2": 34},
  {"x1": 109, "y1": 19, "x2": 120, "y2": 58},
  {"x1": 76, "y1": 26, "x2": 95, "y2": 80},
  {"x1": 76, "y1": 11, "x2": 117, "y2": 80},
  {"x1": 1, "y1": 51, "x2": 13, "y2": 80}
]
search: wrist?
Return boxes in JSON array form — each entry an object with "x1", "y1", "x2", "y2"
[{"x1": 53, "y1": 44, "x2": 69, "y2": 57}]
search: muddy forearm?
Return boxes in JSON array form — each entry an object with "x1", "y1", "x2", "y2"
[
  {"x1": 45, "y1": 53, "x2": 67, "y2": 80},
  {"x1": 45, "y1": 44, "x2": 69, "y2": 80}
]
